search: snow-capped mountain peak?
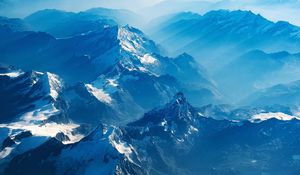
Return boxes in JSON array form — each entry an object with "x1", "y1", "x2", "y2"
[
  {"x1": 116, "y1": 25, "x2": 161, "y2": 72},
  {"x1": 0, "y1": 70, "x2": 24, "y2": 78},
  {"x1": 250, "y1": 112, "x2": 300, "y2": 123},
  {"x1": 117, "y1": 25, "x2": 158, "y2": 55},
  {"x1": 172, "y1": 92, "x2": 187, "y2": 105},
  {"x1": 129, "y1": 93, "x2": 202, "y2": 140},
  {"x1": 163, "y1": 92, "x2": 196, "y2": 120},
  {"x1": 85, "y1": 83, "x2": 113, "y2": 104},
  {"x1": 42, "y1": 72, "x2": 63, "y2": 101}
]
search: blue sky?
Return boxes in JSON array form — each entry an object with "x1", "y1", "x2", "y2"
[{"x1": 1, "y1": 0, "x2": 300, "y2": 26}]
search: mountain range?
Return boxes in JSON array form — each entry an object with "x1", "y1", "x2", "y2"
[
  {"x1": 215, "y1": 50, "x2": 300, "y2": 102},
  {"x1": 147, "y1": 10, "x2": 300, "y2": 71},
  {"x1": 2, "y1": 93, "x2": 300, "y2": 175},
  {"x1": 1, "y1": 6, "x2": 300, "y2": 175},
  {"x1": 0, "y1": 8, "x2": 222, "y2": 125}
]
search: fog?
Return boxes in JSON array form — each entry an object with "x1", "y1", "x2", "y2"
[
  {"x1": 218, "y1": 0, "x2": 300, "y2": 26},
  {"x1": 0, "y1": 0, "x2": 162, "y2": 17},
  {"x1": 1, "y1": 0, "x2": 300, "y2": 27}
]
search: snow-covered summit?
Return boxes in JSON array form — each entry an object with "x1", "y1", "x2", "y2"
[
  {"x1": 250, "y1": 112, "x2": 300, "y2": 123},
  {"x1": 41, "y1": 72, "x2": 63, "y2": 101},
  {"x1": 127, "y1": 92, "x2": 202, "y2": 143},
  {"x1": 171, "y1": 92, "x2": 187, "y2": 105}
]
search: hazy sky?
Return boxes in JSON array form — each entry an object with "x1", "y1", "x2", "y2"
[
  {"x1": 0, "y1": 0, "x2": 163, "y2": 17},
  {"x1": 1, "y1": 0, "x2": 300, "y2": 26}
]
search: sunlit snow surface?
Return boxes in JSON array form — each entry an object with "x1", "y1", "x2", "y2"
[
  {"x1": 0, "y1": 71, "x2": 83, "y2": 159},
  {"x1": 0, "y1": 71, "x2": 24, "y2": 78},
  {"x1": 45, "y1": 72, "x2": 62, "y2": 100},
  {"x1": 85, "y1": 84, "x2": 113, "y2": 104},
  {"x1": 118, "y1": 26, "x2": 160, "y2": 69},
  {"x1": 139, "y1": 54, "x2": 158, "y2": 65},
  {"x1": 250, "y1": 112, "x2": 300, "y2": 123},
  {"x1": 0, "y1": 102, "x2": 84, "y2": 159}
]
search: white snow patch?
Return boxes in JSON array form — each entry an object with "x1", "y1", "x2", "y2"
[
  {"x1": 120, "y1": 39, "x2": 136, "y2": 53},
  {"x1": 138, "y1": 66, "x2": 147, "y2": 72},
  {"x1": 56, "y1": 127, "x2": 120, "y2": 175},
  {"x1": 79, "y1": 30, "x2": 93, "y2": 36},
  {"x1": 0, "y1": 71, "x2": 23, "y2": 78},
  {"x1": 118, "y1": 27, "x2": 141, "y2": 54},
  {"x1": 21, "y1": 103, "x2": 59, "y2": 122},
  {"x1": 177, "y1": 138, "x2": 184, "y2": 143},
  {"x1": 251, "y1": 160, "x2": 257, "y2": 163},
  {"x1": 109, "y1": 131, "x2": 137, "y2": 166},
  {"x1": 46, "y1": 72, "x2": 62, "y2": 100},
  {"x1": 0, "y1": 122, "x2": 83, "y2": 144},
  {"x1": 107, "y1": 79, "x2": 118, "y2": 87},
  {"x1": 1, "y1": 103, "x2": 83, "y2": 145},
  {"x1": 160, "y1": 119, "x2": 167, "y2": 127},
  {"x1": 92, "y1": 76, "x2": 119, "y2": 94},
  {"x1": 250, "y1": 112, "x2": 300, "y2": 123},
  {"x1": 0, "y1": 147, "x2": 14, "y2": 159},
  {"x1": 160, "y1": 119, "x2": 168, "y2": 131},
  {"x1": 198, "y1": 112, "x2": 204, "y2": 117},
  {"x1": 139, "y1": 54, "x2": 158, "y2": 65},
  {"x1": 111, "y1": 140, "x2": 132, "y2": 155},
  {"x1": 85, "y1": 84, "x2": 112, "y2": 104},
  {"x1": 188, "y1": 125, "x2": 198, "y2": 134}
]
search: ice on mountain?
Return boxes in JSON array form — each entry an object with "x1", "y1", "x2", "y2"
[
  {"x1": 85, "y1": 84, "x2": 112, "y2": 104},
  {"x1": 0, "y1": 71, "x2": 24, "y2": 78},
  {"x1": 250, "y1": 112, "x2": 300, "y2": 122},
  {"x1": 139, "y1": 54, "x2": 158, "y2": 65}
]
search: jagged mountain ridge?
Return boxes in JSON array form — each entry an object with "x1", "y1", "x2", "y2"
[
  {"x1": 147, "y1": 9, "x2": 300, "y2": 71},
  {"x1": 2, "y1": 7, "x2": 300, "y2": 175},
  {"x1": 0, "y1": 64, "x2": 66, "y2": 123},
  {"x1": 0, "y1": 65, "x2": 88, "y2": 172},
  {"x1": 0, "y1": 16, "x2": 30, "y2": 31},
  {"x1": 242, "y1": 79, "x2": 300, "y2": 107},
  {"x1": 215, "y1": 49, "x2": 300, "y2": 103},
  {"x1": 21, "y1": 8, "x2": 141, "y2": 37},
  {"x1": 3, "y1": 93, "x2": 300, "y2": 175},
  {"x1": 0, "y1": 20, "x2": 222, "y2": 124}
]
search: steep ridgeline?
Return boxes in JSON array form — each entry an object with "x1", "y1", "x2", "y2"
[
  {"x1": 0, "y1": 16, "x2": 30, "y2": 32},
  {"x1": 24, "y1": 8, "x2": 142, "y2": 38},
  {"x1": 198, "y1": 103, "x2": 297, "y2": 121},
  {"x1": 3, "y1": 93, "x2": 300, "y2": 175},
  {"x1": 0, "y1": 21, "x2": 222, "y2": 124},
  {"x1": 215, "y1": 50, "x2": 300, "y2": 103},
  {"x1": 242, "y1": 79, "x2": 300, "y2": 107},
  {"x1": 0, "y1": 65, "x2": 89, "y2": 172},
  {"x1": 142, "y1": 0, "x2": 214, "y2": 19},
  {"x1": 2, "y1": 124, "x2": 142, "y2": 175},
  {"x1": 0, "y1": 64, "x2": 66, "y2": 123},
  {"x1": 147, "y1": 10, "x2": 300, "y2": 71}
]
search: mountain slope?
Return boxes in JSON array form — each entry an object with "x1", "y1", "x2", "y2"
[
  {"x1": 141, "y1": 0, "x2": 213, "y2": 19},
  {"x1": 0, "y1": 65, "x2": 88, "y2": 172},
  {"x1": 4, "y1": 93, "x2": 300, "y2": 175},
  {"x1": 3, "y1": 124, "x2": 143, "y2": 175},
  {"x1": 0, "y1": 64, "x2": 66, "y2": 123},
  {"x1": 215, "y1": 50, "x2": 300, "y2": 103},
  {"x1": 24, "y1": 8, "x2": 141, "y2": 37},
  {"x1": 0, "y1": 23, "x2": 222, "y2": 123},
  {"x1": 148, "y1": 10, "x2": 300, "y2": 71},
  {"x1": 0, "y1": 16, "x2": 30, "y2": 31},
  {"x1": 242, "y1": 80, "x2": 300, "y2": 107}
]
